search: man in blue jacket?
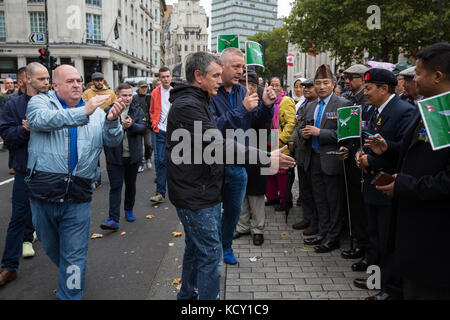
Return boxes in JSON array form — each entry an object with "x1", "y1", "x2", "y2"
[
  {"x1": 209, "y1": 47, "x2": 277, "y2": 265},
  {"x1": 0, "y1": 62, "x2": 49, "y2": 287},
  {"x1": 25, "y1": 65, "x2": 125, "y2": 300},
  {"x1": 101, "y1": 83, "x2": 147, "y2": 230}
]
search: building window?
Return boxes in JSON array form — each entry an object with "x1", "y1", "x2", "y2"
[
  {"x1": 86, "y1": 0, "x2": 101, "y2": 7},
  {"x1": 154, "y1": 52, "x2": 158, "y2": 66},
  {"x1": 27, "y1": 0, "x2": 44, "y2": 3},
  {"x1": 0, "y1": 12, "x2": 5, "y2": 42},
  {"x1": 86, "y1": 13, "x2": 101, "y2": 42},
  {"x1": 29, "y1": 11, "x2": 45, "y2": 33},
  {"x1": 154, "y1": 30, "x2": 158, "y2": 44}
]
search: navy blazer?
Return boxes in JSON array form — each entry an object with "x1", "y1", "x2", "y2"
[
  {"x1": 0, "y1": 94, "x2": 32, "y2": 175},
  {"x1": 362, "y1": 94, "x2": 417, "y2": 206}
]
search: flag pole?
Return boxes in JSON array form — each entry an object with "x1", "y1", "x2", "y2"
[
  {"x1": 360, "y1": 106, "x2": 364, "y2": 192},
  {"x1": 342, "y1": 158, "x2": 354, "y2": 251},
  {"x1": 245, "y1": 43, "x2": 249, "y2": 89}
]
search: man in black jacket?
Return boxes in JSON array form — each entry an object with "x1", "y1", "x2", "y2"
[
  {"x1": 0, "y1": 62, "x2": 49, "y2": 286},
  {"x1": 101, "y1": 83, "x2": 147, "y2": 230},
  {"x1": 366, "y1": 42, "x2": 450, "y2": 299},
  {"x1": 166, "y1": 52, "x2": 295, "y2": 300}
]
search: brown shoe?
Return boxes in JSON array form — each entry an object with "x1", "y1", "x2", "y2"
[
  {"x1": 0, "y1": 269, "x2": 17, "y2": 286},
  {"x1": 303, "y1": 226, "x2": 318, "y2": 236},
  {"x1": 292, "y1": 220, "x2": 309, "y2": 230}
]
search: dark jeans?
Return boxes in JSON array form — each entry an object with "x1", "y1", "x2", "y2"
[
  {"x1": 143, "y1": 128, "x2": 153, "y2": 161},
  {"x1": 152, "y1": 130, "x2": 167, "y2": 197},
  {"x1": 1, "y1": 173, "x2": 34, "y2": 271},
  {"x1": 106, "y1": 157, "x2": 139, "y2": 222}
]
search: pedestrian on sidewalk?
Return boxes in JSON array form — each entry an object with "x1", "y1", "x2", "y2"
[
  {"x1": 166, "y1": 52, "x2": 294, "y2": 300},
  {"x1": 149, "y1": 67, "x2": 173, "y2": 204},
  {"x1": 0, "y1": 62, "x2": 49, "y2": 287},
  {"x1": 101, "y1": 83, "x2": 146, "y2": 230},
  {"x1": 25, "y1": 65, "x2": 125, "y2": 300}
]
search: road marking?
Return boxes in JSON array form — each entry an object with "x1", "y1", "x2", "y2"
[{"x1": 0, "y1": 177, "x2": 14, "y2": 186}]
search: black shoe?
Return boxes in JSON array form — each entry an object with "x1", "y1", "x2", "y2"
[
  {"x1": 365, "y1": 292, "x2": 393, "y2": 300},
  {"x1": 314, "y1": 240, "x2": 340, "y2": 253},
  {"x1": 352, "y1": 259, "x2": 370, "y2": 272},
  {"x1": 304, "y1": 235, "x2": 324, "y2": 246},
  {"x1": 253, "y1": 234, "x2": 264, "y2": 246},
  {"x1": 292, "y1": 220, "x2": 309, "y2": 230},
  {"x1": 265, "y1": 198, "x2": 280, "y2": 206},
  {"x1": 353, "y1": 278, "x2": 369, "y2": 290},
  {"x1": 274, "y1": 202, "x2": 292, "y2": 212},
  {"x1": 341, "y1": 247, "x2": 365, "y2": 260},
  {"x1": 233, "y1": 231, "x2": 250, "y2": 240}
]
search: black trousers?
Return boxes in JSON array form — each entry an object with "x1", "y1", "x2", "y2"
[
  {"x1": 403, "y1": 279, "x2": 450, "y2": 300},
  {"x1": 366, "y1": 204, "x2": 402, "y2": 297},
  {"x1": 346, "y1": 183, "x2": 368, "y2": 249},
  {"x1": 297, "y1": 165, "x2": 318, "y2": 229}
]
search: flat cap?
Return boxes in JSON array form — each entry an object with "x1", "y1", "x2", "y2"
[
  {"x1": 344, "y1": 64, "x2": 369, "y2": 76},
  {"x1": 363, "y1": 68, "x2": 398, "y2": 87},
  {"x1": 399, "y1": 66, "x2": 416, "y2": 78},
  {"x1": 301, "y1": 78, "x2": 314, "y2": 86},
  {"x1": 138, "y1": 80, "x2": 148, "y2": 87},
  {"x1": 91, "y1": 72, "x2": 104, "y2": 80}
]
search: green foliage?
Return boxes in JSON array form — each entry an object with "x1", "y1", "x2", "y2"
[
  {"x1": 284, "y1": 0, "x2": 449, "y2": 66},
  {"x1": 248, "y1": 27, "x2": 289, "y2": 82}
]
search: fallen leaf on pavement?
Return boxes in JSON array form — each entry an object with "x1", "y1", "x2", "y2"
[
  {"x1": 121, "y1": 232, "x2": 126, "y2": 236},
  {"x1": 146, "y1": 215, "x2": 155, "y2": 219},
  {"x1": 172, "y1": 232, "x2": 182, "y2": 237},
  {"x1": 249, "y1": 256, "x2": 263, "y2": 262},
  {"x1": 281, "y1": 232, "x2": 289, "y2": 236},
  {"x1": 168, "y1": 243, "x2": 174, "y2": 247},
  {"x1": 172, "y1": 278, "x2": 181, "y2": 285},
  {"x1": 300, "y1": 247, "x2": 310, "y2": 252},
  {"x1": 91, "y1": 233, "x2": 103, "y2": 239}
]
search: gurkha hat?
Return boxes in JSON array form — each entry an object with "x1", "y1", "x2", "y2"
[
  {"x1": 399, "y1": 66, "x2": 416, "y2": 78},
  {"x1": 314, "y1": 64, "x2": 333, "y2": 80},
  {"x1": 344, "y1": 64, "x2": 370, "y2": 76}
]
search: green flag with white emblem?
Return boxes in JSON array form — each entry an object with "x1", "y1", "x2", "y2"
[
  {"x1": 417, "y1": 91, "x2": 450, "y2": 150},
  {"x1": 337, "y1": 105, "x2": 361, "y2": 141},
  {"x1": 245, "y1": 41, "x2": 264, "y2": 69},
  {"x1": 217, "y1": 35, "x2": 239, "y2": 53}
]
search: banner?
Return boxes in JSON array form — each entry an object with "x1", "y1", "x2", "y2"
[
  {"x1": 217, "y1": 35, "x2": 239, "y2": 53},
  {"x1": 337, "y1": 105, "x2": 362, "y2": 141},
  {"x1": 286, "y1": 53, "x2": 295, "y2": 67},
  {"x1": 417, "y1": 91, "x2": 450, "y2": 150},
  {"x1": 245, "y1": 41, "x2": 264, "y2": 69}
]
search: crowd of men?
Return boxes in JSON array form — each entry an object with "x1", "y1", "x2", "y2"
[{"x1": 0, "y1": 41, "x2": 448, "y2": 300}]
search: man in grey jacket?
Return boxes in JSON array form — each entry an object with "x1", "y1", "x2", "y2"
[{"x1": 25, "y1": 65, "x2": 125, "y2": 300}]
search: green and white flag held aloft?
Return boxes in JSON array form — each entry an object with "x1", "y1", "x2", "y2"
[
  {"x1": 417, "y1": 91, "x2": 450, "y2": 151},
  {"x1": 337, "y1": 105, "x2": 362, "y2": 141},
  {"x1": 217, "y1": 35, "x2": 239, "y2": 53},
  {"x1": 245, "y1": 41, "x2": 264, "y2": 69}
]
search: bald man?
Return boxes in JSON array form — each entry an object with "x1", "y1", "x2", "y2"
[
  {"x1": 25, "y1": 65, "x2": 126, "y2": 300},
  {"x1": 0, "y1": 62, "x2": 50, "y2": 288}
]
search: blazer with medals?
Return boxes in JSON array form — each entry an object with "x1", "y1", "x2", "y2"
[{"x1": 301, "y1": 93, "x2": 351, "y2": 176}]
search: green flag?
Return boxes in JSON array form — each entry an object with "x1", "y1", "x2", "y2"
[
  {"x1": 245, "y1": 41, "x2": 264, "y2": 69},
  {"x1": 417, "y1": 91, "x2": 450, "y2": 150},
  {"x1": 337, "y1": 105, "x2": 361, "y2": 141},
  {"x1": 217, "y1": 35, "x2": 239, "y2": 53}
]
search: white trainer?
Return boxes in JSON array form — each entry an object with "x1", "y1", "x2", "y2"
[
  {"x1": 146, "y1": 160, "x2": 152, "y2": 169},
  {"x1": 23, "y1": 242, "x2": 35, "y2": 258}
]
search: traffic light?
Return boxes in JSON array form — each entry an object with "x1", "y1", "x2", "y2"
[
  {"x1": 49, "y1": 56, "x2": 58, "y2": 70},
  {"x1": 38, "y1": 48, "x2": 49, "y2": 67}
]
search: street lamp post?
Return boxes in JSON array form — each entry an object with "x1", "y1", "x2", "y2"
[{"x1": 149, "y1": 24, "x2": 153, "y2": 77}]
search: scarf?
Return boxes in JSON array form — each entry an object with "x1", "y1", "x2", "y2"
[{"x1": 271, "y1": 91, "x2": 287, "y2": 130}]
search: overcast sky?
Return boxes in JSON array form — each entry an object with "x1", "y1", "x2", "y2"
[{"x1": 165, "y1": 0, "x2": 292, "y2": 18}]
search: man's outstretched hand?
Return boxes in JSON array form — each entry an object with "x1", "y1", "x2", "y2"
[
  {"x1": 107, "y1": 98, "x2": 126, "y2": 121},
  {"x1": 270, "y1": 145, "x2": 296, "y2": 170}
]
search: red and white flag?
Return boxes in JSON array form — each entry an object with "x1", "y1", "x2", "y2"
[{"x1": 286, "y1": 53, "x2": 295, "y2": 66}]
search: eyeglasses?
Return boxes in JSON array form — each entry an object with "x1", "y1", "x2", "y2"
[{"x1": 346, "y1": 75, "x2": 362, "y2": 81}]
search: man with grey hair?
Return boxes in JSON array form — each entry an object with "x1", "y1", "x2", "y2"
[
  {"x1": 210, "y1": 47, "x2": 277, "y2": 265},
  {"x1": 25, "y1": 64, "x2": 125, "y2": 299},
  {"x1": 166, "y1": 52, "x2": 294, "y2": 300}
]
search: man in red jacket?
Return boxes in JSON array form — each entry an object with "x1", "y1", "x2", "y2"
[{"x1": 149, "y1": 67, "x2": 173, "y2": 203}]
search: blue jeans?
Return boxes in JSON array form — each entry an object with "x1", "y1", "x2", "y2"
[
  {"x1": 106, "y1": 157, "x2": 139, "y2": 222},
  {"x1": 30, "y1": 199, "x2": 91, "y2": 300},
  {"x1": 1, "y1": 173, "x2": 34, "y2": 271},
  {"x1": 152, "y1": 130, "x2": 167, "y2": 197},
  {"x1": 176, "y1": 204, "x2": 223, "y2": 300},
  {"x1": 221, "y1": 166, "x2": 248, "y2": 251}
]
